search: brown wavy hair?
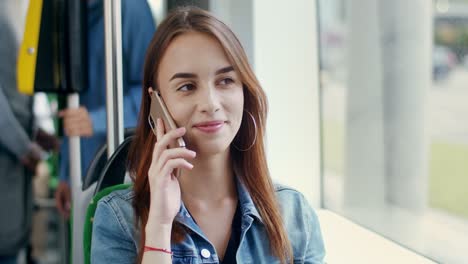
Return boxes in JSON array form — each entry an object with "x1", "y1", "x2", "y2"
[{"x1": 127, "y1": 6, "x2": 293, "y2": 264}]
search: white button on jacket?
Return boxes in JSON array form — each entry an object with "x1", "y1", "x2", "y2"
[{"x1": 201, "y1": 248, "x2": 211, "y2": 258}]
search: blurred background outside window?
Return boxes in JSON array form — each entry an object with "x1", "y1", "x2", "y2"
[{"x1": 319, "y1": 0, "x2": 468, "y2": 263}]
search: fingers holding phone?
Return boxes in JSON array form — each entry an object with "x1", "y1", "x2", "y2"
[
  {"x1": 147, "y1": 118, "x2": 196, "y2": 226},
  {"x1": 151, "y1": 118, "x2": 195, "y2": 177}
]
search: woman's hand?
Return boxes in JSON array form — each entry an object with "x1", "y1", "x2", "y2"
[
  {"x1": 143, "y1": 119, "x2": 193, "y2": 264},
  {"x1": 146, "y1": 118, "x2": 196, "y2": 231}
]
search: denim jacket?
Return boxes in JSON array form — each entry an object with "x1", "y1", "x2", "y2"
[{"x1": 91, "y1": 179, "x2": 325, "y2": 264}]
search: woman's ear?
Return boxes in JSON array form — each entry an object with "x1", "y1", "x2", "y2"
[{"x1": 148, "y1": 87, "x2": 153, "y2": 95}]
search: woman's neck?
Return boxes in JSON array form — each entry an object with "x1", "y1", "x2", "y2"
[{"x1": 179, "y1": 149, "x2": 236, "y2": 202}]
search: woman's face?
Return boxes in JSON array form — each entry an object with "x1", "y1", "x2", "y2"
[{"x1": 155, "y1": 31, "x2": 244, "y2": 155}]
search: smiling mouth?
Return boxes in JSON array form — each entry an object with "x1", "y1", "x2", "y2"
[{"x1": 193, "y1": 121, "x2": 225, "y2": 133}]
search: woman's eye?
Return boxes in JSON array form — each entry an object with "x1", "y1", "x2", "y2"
[
  {"x1": 177, "y1": 84, "x2": 194, "y2": 92},
  {"x1": 219, "y1": 78, "x2": 234, "y2": 86}
]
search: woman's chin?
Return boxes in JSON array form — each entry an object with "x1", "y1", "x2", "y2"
[{"x1": 190, "y1": 140, "x2": 231, "y2": 156}]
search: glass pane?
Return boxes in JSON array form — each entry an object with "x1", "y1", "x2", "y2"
[{"x1": 319, "y1": 0, "x2": 468, "y2": 263}]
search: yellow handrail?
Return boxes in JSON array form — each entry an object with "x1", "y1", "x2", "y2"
[{"x1": 17, "y1": 0, "x2": 43, "y2": 95}]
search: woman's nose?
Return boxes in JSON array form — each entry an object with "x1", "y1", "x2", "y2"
[{"x1": 198, "y1": 84, "x2": 221, "y2": 114}]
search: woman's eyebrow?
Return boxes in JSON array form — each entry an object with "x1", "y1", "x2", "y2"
[
  {"x1": 170, "y1": 72, "x2": 197, "y2": 82},
  {"x1": 215, "y1": 66, "x2": 234, "y2": 75},
  {"x1": 169, "y1": 66, "x2": 234, "y2": 82}
]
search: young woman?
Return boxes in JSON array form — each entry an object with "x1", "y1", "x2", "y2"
[{"x1": 91, "y1": 6, "x2": 325, "y2": 264}]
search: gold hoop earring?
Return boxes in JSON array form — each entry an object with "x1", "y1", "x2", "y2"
[{"x1": 233, "y1": 110, "x2": 257, "y2": 152}]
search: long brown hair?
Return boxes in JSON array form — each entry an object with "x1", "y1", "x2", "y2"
[{"x1": 127, "y1": 6, "x2": 293, "y2": 263}]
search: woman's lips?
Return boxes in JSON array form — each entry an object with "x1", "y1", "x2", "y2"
[{"x1": 193, "y1": 121, "x2": 224, "y2": 133}]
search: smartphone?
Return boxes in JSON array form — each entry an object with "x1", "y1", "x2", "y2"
[{"x1": 149, "y1": 90, "x2": 186, "y2": 148}]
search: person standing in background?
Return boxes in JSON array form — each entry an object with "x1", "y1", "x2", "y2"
[
  {"x1": 54, "y1": 0, "x2": 156, "y2": 218},
  {"x1": 0, "y1": 1, "x2": 58, "y2": 263}
]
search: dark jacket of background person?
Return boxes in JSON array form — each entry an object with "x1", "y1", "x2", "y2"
[{"x1": 0, "y1": 5, "x2": 36, "y2": 255}]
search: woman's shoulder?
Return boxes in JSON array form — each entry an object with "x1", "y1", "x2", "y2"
[
  {"x1": 272, "y1": 183, "x2": 325, "y2": 261},
  {"x1": 273, "y1": 182, "x2": 301, "y2": 193},
  {"x1": 272, "y1": 182, "x2": 320, "y2": 225},
  {"x1": 94, "y1": 188, "x2": 137, "y2": 238},
  {"x1": 99, "y1": 187, "x2": 135, "y2": 205},
  {"x1": 273, "y1": 183, "x2": 309, "y2": 204},
  {"x1": 92, "y1": 188, "x2": 139, "y2": 262}
]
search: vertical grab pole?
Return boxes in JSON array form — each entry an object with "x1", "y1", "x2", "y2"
[
  {"x1": 104, "y1": 0, "x2": 124, "y2": 158},
  {"x1": 113, "y1": 0, "x2": 125, "y2": 148},
  {"x1": 69, "y1": 93, "x2": 82, "y2": 264}
]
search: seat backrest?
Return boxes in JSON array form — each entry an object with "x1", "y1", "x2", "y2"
[
  {"x1": 83, "y1": 183, "x2": 131, "y2": 264},
  {"x1": 82, "y1": 127, "x2": 135, "y2": 191},
  {"x1": 94, "y1": 134, "x2": 134, "y2": 195},
  {"x1": 82, "y1": 144, "x2": 107, "y2": 190}
]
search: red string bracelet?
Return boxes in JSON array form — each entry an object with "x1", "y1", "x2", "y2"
[{"x1": 144, "y1": 246, "x2": 173, "y2": 256}]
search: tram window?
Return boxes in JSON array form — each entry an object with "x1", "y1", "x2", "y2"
[{"x1": 319, "y1": 0, "x2": 468, "y2": 263}]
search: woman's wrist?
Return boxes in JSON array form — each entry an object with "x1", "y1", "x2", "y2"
[{"x1": 145, "y1": 223, "x2": 172, "y2": 247}]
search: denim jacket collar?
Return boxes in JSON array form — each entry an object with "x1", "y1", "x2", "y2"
[
  {"x1": 236, "y1": 177, "x2": 263, "y2": 224},
  {"x1": 232, "y1": 161, "x2": 263, "y2": 223}
]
